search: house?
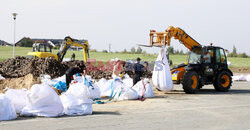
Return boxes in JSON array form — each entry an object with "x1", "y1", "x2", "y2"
[
  {"x1": 0, "y1": 40, "x2": 11, "y2": 46},
  {"x1": 15, "y1": 37, "x2": 87, "y2": 50}
]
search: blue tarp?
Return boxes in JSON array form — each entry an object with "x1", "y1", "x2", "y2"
[{"x1": 52, "y1": 81, "x2": 67, "y2": 92}]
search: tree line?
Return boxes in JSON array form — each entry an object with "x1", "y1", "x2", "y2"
[
  {"x1": 18, "y1": 39, "x2": 249, "y2": 57},
  {"x1": 227, "y1": 45, "x2": 248, "y2": 58}
]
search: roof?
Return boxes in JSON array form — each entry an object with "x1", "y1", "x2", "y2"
[{"x1": 0, "y1": 40, "x2": 11, "y2": 46}]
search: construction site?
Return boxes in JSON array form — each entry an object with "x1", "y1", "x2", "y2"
[{"x1": 1, "y1": 0, "x2": 250, "y2": 129}]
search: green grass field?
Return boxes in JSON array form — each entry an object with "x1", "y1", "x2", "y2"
[{"x1": 0, "y1": 46, "x2": 249, "y2": 68}]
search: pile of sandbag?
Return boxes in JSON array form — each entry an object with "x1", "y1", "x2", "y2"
[
  {"x1": 41, "y1": 75, "x2": 100, "y2": 116},
  {"x1": 0, "y1": 73, "x2": 155, "y2": 121},
  {"x1": 95, "y1": 74, "x2": 154, "y2": 101},
  {"x1": 152, "y1": 47, "x2": 173, "y2": 92},
  {"x1": 0, "y1": 75, "x2": 98, "y2": 120}
]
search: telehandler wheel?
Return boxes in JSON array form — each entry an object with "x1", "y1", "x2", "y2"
[
  {"x1": 182, "y1": 71, "x2": 199, "y2": 94},
  {"x1": 213, "y1": 71, "x2": 232, "y2": 92}
]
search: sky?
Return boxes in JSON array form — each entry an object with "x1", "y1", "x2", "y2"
[{"x1": 0, "y1": 0, "x2": 250, "y2": 54}]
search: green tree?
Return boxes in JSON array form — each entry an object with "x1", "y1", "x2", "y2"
[
  {"x1": 136, "y1": 47, "x2": 143, "y2": 54},
  {"x1": 122, "y1": 49, "x2": 127, "y2": 53},
  {"x1": 175, "y1": 50, "x2": 180, "y2": 54},
  {"x1": 131, "y1": 47, "x2": 136, "y2": 54},
  {"x1": 179, "y1": 50, "x2": 184, "y2": 55},
  {"x1": 102, "y1": 50, "x2": 108, "y2": 53},
  {"x1": 167, "y1": 46, "x2": 174, "y2": 54},
  {"x1": 228, "y1": 45, "x2": 238, "y2": 57},
  {"x1": 233, "y1": 45, "x2": 237, "y2": 54},
  {"x1": 238, "y1": 53, "x2": 248, "y2": 58},
  {"x1": 20, "y1": 38, "x2": 33, "y2": 47}
]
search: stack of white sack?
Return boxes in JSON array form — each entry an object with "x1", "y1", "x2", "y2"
[
  {"x1": 96, "y1": 75, "x2": 154, "y2": 101},
  {"x1": 20, "y1": 84, "x2": 64, "y2": 117},
  {"x1": 115, "y1": 77, "x2": 154, "y2": 101},
  {"x1": 60, "y1": 75, "x2": 96, "y2": 116},
  {"x1": 0, "y1": 94, "x2": 17, "y2": 121},
  {"x1": 152, "y1": 47, "x2": 173, "y2": 92},
  {"x1": 5, "y1": 88, "x2": 28, "y2": 114}
]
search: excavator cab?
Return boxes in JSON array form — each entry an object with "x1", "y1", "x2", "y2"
[{"x1": 27, "y1": 42, "x2": 58, "y2": 60}]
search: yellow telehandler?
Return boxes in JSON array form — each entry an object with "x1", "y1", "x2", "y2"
[{"x1": 144, "y1": 26, "x2": 233, "y2": 93}]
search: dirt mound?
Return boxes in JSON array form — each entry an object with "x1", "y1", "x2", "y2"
[
  {"x1": 0, "y1": 57, "x2": 152, "y2": 80},
  {"x1": 0, "y1": 74, "x2": 41, "y2": 93},
  {"x1": 0, "y1": 56, "x2": 68, "y2": 78}
]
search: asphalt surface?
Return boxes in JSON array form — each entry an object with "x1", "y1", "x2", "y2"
[{"x1": 1, "y1": 81, "x2": 250, "y2": 130}]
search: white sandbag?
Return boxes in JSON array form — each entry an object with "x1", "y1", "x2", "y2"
[
  {"x1": 95, "y1": 78, "x2": 107, "y2": 88},
  {"x1": 122, "y1": 74, "x2": 133, "y2": 88},
  {"x1": 116, "y1": 87, "x2": 138, "y2": 101},
  {"x1": 0, "y1": 74, "x2": 5, "y2": 80},
  {"x1": 83, "y1": 75, "x2": 101, "y2": 100},
  {"x1": 0, "y1": 94, "x2": 17, "y2": 121},
  {"x1": 100, "y1": 78, "x2": 124, "y2": 97},
  {"x1": 152, "y1": 47, "x2": 173, "y2": 91},
  {"x1": 60, "y1": 82, "x2": 93, "y2": 116},
  {"x1": 132, "y1": 78, "x2": 154, "y2": 98},
  {"x1": 5, "y1": 89, "x2": 28, "y2": 113},
  {"x1": 20, "y1": 84, "x2": 64, "y2": 117},
  {"x1": 95, "y1": 78, "x2": 108, "y2": 94}
]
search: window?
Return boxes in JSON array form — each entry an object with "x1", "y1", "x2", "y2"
[
  {"x1": 189, "y1": 48, "x2": 202, "y2": 64},
  {"x1": 204, "y1": 49, "x2": 213, "y2": 63},
  {"x1": 216, "y1": 48, "x2": 221, "y2": 63},
  {"x1": 220, "y1": 49, "x2": 227, "y2": 63}
]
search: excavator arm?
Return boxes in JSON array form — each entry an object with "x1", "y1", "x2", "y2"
[
  {"x1": 149, "y1": 26, "x2": 201, "y2": 50},
  {"x1": 57, "y1": 36, "x2": 89, "y2": 62}
]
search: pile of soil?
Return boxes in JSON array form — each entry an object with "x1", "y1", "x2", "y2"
[
  {"x1": 0, "y1": 74, "x2": 41, "y2": 93},
  {"x1": 0, "y1": 56, "x2": 68, "y2": 78},
  {"x1": 0, "y1": 57, "x2": 152, "y2": 80}
]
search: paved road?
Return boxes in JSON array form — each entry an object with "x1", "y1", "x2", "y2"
[{"x1": 1, "y1": 82, "x2": 250, "y2": 130}]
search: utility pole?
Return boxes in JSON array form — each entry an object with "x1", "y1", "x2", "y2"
[
  {"x1": 12, "y1": 13, "x2": 18, "y2": 58},
  {"x1": 109, "y1": 43, "x2": 111, "y2": 53}
]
